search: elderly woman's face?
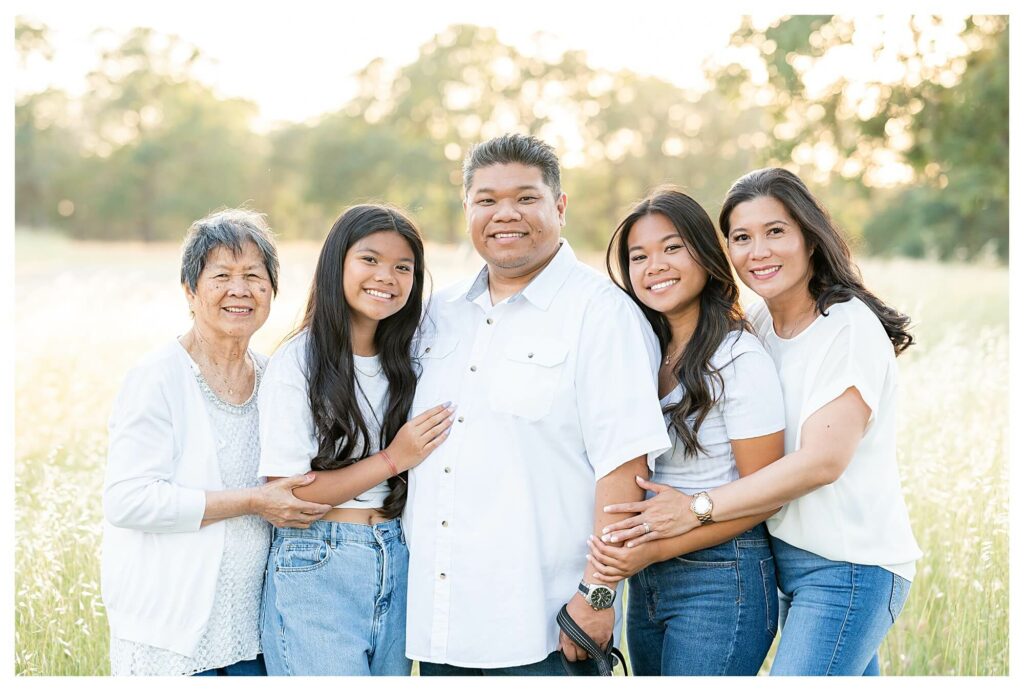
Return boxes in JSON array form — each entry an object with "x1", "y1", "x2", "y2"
[{"x1": 185, "y1": 241, "x2": 272, "y2": 340}]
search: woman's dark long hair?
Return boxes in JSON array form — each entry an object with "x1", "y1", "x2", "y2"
[
  {"x1": 719, "y1": 168, "x2": 913, "y2": 355},
  {"x1": 293, "y1": 204, "x2": 425, "y2": 519},
  {"x1": 606, "y1": 187, "x2": 747, "y2": 457}
]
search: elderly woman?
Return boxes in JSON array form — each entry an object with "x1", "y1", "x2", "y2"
[{"x1": 101, "y1": 209, "x2": 332, "y2": 676}]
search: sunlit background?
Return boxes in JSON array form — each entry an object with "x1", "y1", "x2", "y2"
[{"x1": 13, "y1": 4, "x2": 1009, "y2": 677}]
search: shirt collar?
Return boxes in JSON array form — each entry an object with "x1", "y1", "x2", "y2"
[{"x1": 454, "y1": 240, "x2": 576, "y2": 311}]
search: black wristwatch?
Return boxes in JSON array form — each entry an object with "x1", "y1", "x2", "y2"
[{"x1": 578, "y1": 580, "x2": 616, "y2": 610}]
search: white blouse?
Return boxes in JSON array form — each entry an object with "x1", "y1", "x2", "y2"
[
  {"x1": 652, "y1": 330, "x2": 785, "y2": 495},
  {"x1": 749, "y1": 298, "x2": 922, "y2": 580}
]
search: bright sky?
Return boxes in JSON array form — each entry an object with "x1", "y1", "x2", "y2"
[{"x1": 13, "y1": 0, "x2": 765, "y2": 129}]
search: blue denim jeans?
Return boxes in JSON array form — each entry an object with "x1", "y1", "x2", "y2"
[
  {"x1": 192, "y1": 655, "x2": 267, "y2": 676},
  {"x1": 419, "y1": 651, "x2": 600, "y2": 676},
  {"x1": 769, "y1": 536, "x2": 912, "y2": 676},
  {"x1": 260, "y1": 518, "x2": 411, "y2": 676},
  {"x1": 626, "y1": 523, "x2": 778, "y2": 675}
]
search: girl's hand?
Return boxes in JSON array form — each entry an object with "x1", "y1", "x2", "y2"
[
  {"x1": 601, "y1": 475, "x2": 698, "y2": 547},
  {"x1": 585, "y1": 536, "x2": 658, "y2": 584},
  {"x1": 386, "y1": 403, "x2": 456, "y2": 471}
]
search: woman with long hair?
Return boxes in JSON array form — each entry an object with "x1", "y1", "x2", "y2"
[
  {"x1": 589, "y1": 187, "x2": 786, "y2": 675},
  {"x1": 257, "y1": 204, "x2": 454, "y2": 675},
  {"x1": 601, "y1": 169, "x2": 921, "y2": 675}
]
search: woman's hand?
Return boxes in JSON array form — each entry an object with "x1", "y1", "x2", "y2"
[
  {"x1": 386, "y1": 403, "x2": 456, "y2": 471},
  {"x1": 601, "y1": 475, "x2": 698, "y2": 547},
  {"x1": 585, "y1": 536, "x2": 660, "y2": 584},
  {"x1": 252, "y1": 473, "x2": 333, "y2": 528}
]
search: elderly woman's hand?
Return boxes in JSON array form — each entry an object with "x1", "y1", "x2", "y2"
[
  {"x1": 600, "y1": 475, "x2": 698, "y2": 547},
  {"x1": 252, "y1": 473, "x2": 333, "y2": 528}
]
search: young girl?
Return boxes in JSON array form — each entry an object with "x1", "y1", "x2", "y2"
[
  {"x1": 257, "y1": 204, "x2": 454, "y2": 675},
  {"x1": 591, "y1": 187, "x2": 786, "y2": 675},
  {"x1": 602, "y1": 169, "x2": 921, "y2": 675}
]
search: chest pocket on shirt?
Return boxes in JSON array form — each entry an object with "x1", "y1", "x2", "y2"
[
  {"x1": 412, "y1": 336, "x2": 459, "y2": 414},
  {"x1": 488, "y1": 338, "x2": 569, "y2": 422}
]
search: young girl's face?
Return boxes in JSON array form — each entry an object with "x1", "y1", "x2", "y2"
[
  {"x1": 342, "y1": 230, "x2": 417, "y2": 326},
  {"x1": 626, "y1": 213, "x2": 708, "y2": 319}
]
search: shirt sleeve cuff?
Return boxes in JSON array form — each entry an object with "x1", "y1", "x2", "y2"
[{"x1": 176, "y1": 487, "x2": 207, "y2": 531}]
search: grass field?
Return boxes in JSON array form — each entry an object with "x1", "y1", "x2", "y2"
[{"x1": 13, "y1": 231, "x2": 1009, "y2": 675}]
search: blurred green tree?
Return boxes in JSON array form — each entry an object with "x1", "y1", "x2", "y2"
[
  {"x1": 712, "y1": 15, "x2": 1008, "y2": 261},
  {"x1": 15, "y1": 18, "x2": 79, "y2": 230},
  {"x1": 71, "y1": 28, "x2": 264, "y2": 240}
]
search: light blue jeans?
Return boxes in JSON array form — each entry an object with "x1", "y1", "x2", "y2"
[
  {"x1": 260, "y1": 518, "x2": 411, "y2": 676},
  {"x1": 770, "y1": 537, "x2": 912, "y2": 676},
  {"x1": 626, "y1": 523, "x2": 778, "y2": 675}
]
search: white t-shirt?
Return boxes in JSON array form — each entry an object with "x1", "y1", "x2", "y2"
[
  {"x1": 404, "y1": 241, "x2": 671, "y2": 668},
  {"x1": 749, "y1": 298, "x2": 922, "y2": 580},
  {"x1": 653, "y1": 330, "x2": 785, "y2": 495},
  {"x1": 257, "y1": 330, "x2": 391, "y2": 510}
]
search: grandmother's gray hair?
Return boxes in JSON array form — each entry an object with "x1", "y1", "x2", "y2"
[{"x1": 179, "y1": 208, "x2": 280, "y2": 295}]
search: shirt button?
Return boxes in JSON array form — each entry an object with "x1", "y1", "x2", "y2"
[
  {"x1": 444, "y1": 466, "x2": 452, "y2": 474},
  {"x1": 470, "y1": 365, "x2": 477, "y2": 372},
  {"x1": 441, "y1": 520, "x2": 448, "y2": 527},
  {"x1": 457, "y1": 416, "x2": 464, "y2": 423},
  {"x1": 527, "y1": 352, "x2": 534, "y2": 359},
  {"x1": 424, "y1": 346, "x2": 431, "y2": 353},
  {"x1": 439, "y1": 573, "x2": 447, "y2": 580},
  {"x1": 486, "y1": 318, "x2": 494, "y2": 325}
]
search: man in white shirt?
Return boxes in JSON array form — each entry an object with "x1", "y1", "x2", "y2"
[{"x1": 405, "y1": 133, "x2": 671, "y2": 675}]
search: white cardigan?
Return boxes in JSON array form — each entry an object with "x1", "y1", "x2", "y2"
[{"x1": 101, "y1": 340, "x2": 267, "y2": 657}]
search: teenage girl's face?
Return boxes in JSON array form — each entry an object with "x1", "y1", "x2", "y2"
[
  {"x1": 342, "y1": 230, "x2": 417, "y2": 326},
  {"x1": 626, "y1": 213, "x2": 708, "y2": 320},
  {"x1": 725, "y1": 195, "x2": 813, "y2": 304}
]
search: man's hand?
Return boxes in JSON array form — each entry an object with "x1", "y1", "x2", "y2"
[{"x1": 559, "y1": 592, "x2": 613, "y2": 662}]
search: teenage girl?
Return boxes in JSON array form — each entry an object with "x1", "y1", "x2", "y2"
[
  {"x1": 257, "y1": 204, "x2": 454, "y2": 675},
  {"x1": 592, "y1": 187, "x2": 785, "y2": 675}
]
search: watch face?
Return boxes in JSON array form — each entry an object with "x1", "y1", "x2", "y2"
[
  {"x1": 591, "y1": 586, "x2": 614, "y2": 609},
  {"x1": 694, "y1": 495, "x2": 712, "y2": 514}
]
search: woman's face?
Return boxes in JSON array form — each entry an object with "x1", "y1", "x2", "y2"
[
  {"x1": 726, "y1": 195, "x2": 813, "y2": 304},
  {"x1": 342, "y1": 230, "x2": 417, "y2": 328},
  {"x1": 185, "y1": 241, "x2": 272, "y2": 341},
  {"x1": 626, "y1": 213, "x2": 708, "y2": 320}
]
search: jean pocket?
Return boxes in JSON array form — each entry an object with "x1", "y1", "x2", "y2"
[
  {"x1": 760, "y1": 556, "x2": 779, "y2": 636},
  {"x1": 888, "y1": 573, "x2": 911, "y2": 623},
  {"x1": 275, "y1": 539, "x2": 331, "y2": 573},
  {"x1": 672, "y1": 554, "x2": 737, "y2": 568}
]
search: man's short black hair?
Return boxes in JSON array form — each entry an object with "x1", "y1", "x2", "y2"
[{"x1": 462, "y1": 133, "x2": 562, "y2": 199}]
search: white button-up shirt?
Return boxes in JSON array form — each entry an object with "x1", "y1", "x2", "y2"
[{"x1": 405, "y1": 241, "x2": 671, "y2": 668}]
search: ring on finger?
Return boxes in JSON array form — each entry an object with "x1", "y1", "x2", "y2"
[{"x1": 642, "y1": 522, "x2": 651, "y2": 535}]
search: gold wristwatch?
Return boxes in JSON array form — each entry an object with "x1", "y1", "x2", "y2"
[{"x1": 690, "y1": 491, "x2": 715, "y2": 525}]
